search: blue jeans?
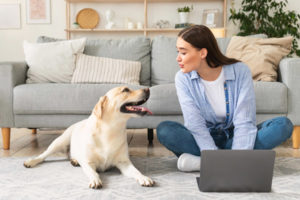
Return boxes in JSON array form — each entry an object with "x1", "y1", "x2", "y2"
[{"x1": 156, "y1": 116, "x2": 293, "y2": 157}]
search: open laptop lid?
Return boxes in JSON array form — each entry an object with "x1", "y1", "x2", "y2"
[{"x1": 197, "y1": 150, "x2": 276, "y2": 192}]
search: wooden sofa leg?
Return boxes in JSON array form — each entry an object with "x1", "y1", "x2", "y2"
[
  {"x1": 292, "y1": 126, "x2": 300, "y2": 149},
  {"x1": 32, "y1": 129, "x2": 37, "y2": 134},
  {"x1": 1, "y1": 128, "x2": 11, "y2": 150},
  {"x1": 148, "y1": 128, "x2": 153, "y2": 145}
]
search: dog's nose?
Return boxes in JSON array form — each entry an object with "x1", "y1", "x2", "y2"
[{"x1": 144, "y1": 88, "x2": 150, "y2": 93}]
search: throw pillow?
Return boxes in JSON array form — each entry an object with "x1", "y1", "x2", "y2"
[
  {"x1": 226, "y1": 36, "x2": 293, "y2": 81},
  {"x1": 37, "y1": 36, "x2": 152, "y2": 86},
  {"x1": 71, "y1": 53, "x2": 141, "y2": 85},
  {"x1": 24, "y1": 38, "x2": 86, "y2": 83}
]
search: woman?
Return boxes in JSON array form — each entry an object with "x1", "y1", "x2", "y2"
[{"x1": 156, "y1": 25, "x2": 293, "y2": 172}]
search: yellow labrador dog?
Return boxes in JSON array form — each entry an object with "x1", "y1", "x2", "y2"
[{"x1": 24, "y1": 86, "x2": 154, "y2": 189}]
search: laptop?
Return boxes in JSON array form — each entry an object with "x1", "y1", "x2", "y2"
[{"x1": 196, "y1": 150, "x2": 275, "y2": 192}]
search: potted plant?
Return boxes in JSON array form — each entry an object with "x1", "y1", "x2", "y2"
[
  {"x1": 177, "y1": 5, "x2": 193, "y2": 24},
  {"x1": 72, "y1": 22, "x2": 80, "y2": 29},
  {"x1": 229, "y1": 0, "x2": 300, "y2": 56}
]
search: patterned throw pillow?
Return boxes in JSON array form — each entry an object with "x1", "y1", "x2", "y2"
[{"x1": 71, "y1": 53, "x2": 141, "y2": 85}]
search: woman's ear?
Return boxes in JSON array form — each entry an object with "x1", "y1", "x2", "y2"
[{"x1": 200, "y1": 48, "x2": 208, "y2": 59}]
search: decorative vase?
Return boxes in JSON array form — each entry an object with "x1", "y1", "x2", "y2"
[
  {"x1": 105, "y1": 9, "x2": 115, "y2": 29},
  {"x1": 127, "y1": 22, "x2": 134, "y2": 29},
  {"x1": 136, "y1": 22, "x2": 143, "y2": 29},
  {"x1": 179, "y1": 12, "x2": 189, "y2": 24}
]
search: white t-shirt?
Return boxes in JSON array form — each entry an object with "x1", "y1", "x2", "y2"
[{"x1": 201, "y1": 68, "x2": 226, "y2": 122}]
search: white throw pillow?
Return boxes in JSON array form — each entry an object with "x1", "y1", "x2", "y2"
[
  {"x1": 71, "y1": 53, "x2": 141, "y2": 85},
  {"x1": 24, "y1": 38, "x2": 86, "y2": 83}
]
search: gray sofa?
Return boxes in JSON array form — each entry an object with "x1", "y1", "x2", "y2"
[{"x1": 1, "y1": 36, "x2": 300, "y2": 150}]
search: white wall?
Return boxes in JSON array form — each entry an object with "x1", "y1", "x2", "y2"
[
  {"x1": 0, "y1": 0, "x2": 299, "y2": 62},
  {"x1": 0, "y1": 0, "x2": 65, "y2": 62}
]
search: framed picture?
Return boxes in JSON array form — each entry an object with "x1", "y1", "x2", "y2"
[
  {"x1": 0, "y1": 4, "x2": 21, "y2": 29},
  {"x1": 26, "y1": 0, "x2": 51, "y2": 24},
  {"x1": 202, "y1": 9, "x2": 221, "y2": 28}
]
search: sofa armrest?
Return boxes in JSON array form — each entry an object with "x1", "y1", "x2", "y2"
[
  {"x1": 279, "y1": 58, "x2": 300, "y2": 126},
  {"x1": 0, "y1": 62, "x2": 27, "y2": 127}
]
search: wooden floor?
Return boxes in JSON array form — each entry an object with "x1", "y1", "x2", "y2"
[{"x1": 1, "y1": 128, "x2": 300, "y2": 158}]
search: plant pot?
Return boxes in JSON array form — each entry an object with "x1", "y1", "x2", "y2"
[
  {"x1": 179, "y1": 12, "x2": 189, "y2": 24},
  {"x1": 72, "y1": 24, "x2": 80, "y2": 29}
]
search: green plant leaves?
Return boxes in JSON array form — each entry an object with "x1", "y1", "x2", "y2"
[
  {"x1": 230, "y1": 0, "x2": 300, "y2": 57},
  {"x1": 177, "y1": 5, "x2": 193, "y2": 13}
]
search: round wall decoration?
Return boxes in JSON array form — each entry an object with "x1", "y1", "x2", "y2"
[{"x1": 76, "y1": 8, "x2": 99, "y2": 29}]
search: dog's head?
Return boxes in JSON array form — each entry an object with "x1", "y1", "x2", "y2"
[{"x1": 93, "y1": 86, "x2": 152, "y2": 120}]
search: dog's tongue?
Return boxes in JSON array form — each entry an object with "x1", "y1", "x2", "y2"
[
  {"x1": 141, "y1": 106, "x2": 153, "y2": 115},
  {"x1": 126, "y1": 106, "x2": 153, "y2": 115}
]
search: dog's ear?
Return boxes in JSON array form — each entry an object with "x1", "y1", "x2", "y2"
[{"x1": 93, "y1": 96, "x2": 107, "y2": 119}]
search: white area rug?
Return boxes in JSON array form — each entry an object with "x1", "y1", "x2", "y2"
[{"x1": 1, "y1": 156, "x2": 300, "y2": 200}]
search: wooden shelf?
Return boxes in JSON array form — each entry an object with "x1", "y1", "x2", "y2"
[
  {"x1": 65, "y1": 28, "x2": 145, "y2": 32},
  {"x1": 146, "y1": 28, "x2": 182, "y2": 32},
  {"x1": 66, "y1": 0, "x2": 143, "y2": 2},
  {"x1": 148, "y1": 0, "x2": 223, "y2": 2},
  {"x1": 65, "y1": 27, "x2": 225, "y2": 37},
  {"x1": 66, "y1": 27, "x2": 225, "y2": 32},
  {"x1": 65, "y1": 0, "x2": 227, "y2": 38},
  {"x1": 66, "y1": 0, "x2": 222, "y2": 2},
  {"x1": 65, "y1": 28, "x2": 184, "y2": 32}
]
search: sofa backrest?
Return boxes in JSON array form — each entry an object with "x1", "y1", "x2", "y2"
[
  {"x1": 150, "y1": 36, "x2": 231, "y2": 86},
  {"x1": 37, "y1": 36, "x2": 152, "y2": 86}
]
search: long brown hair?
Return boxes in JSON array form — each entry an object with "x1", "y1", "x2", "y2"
[{"x1": 178, "y1": 25, "x2": 239, "y2": 68}]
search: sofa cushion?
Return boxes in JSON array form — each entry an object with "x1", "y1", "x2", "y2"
[
  {"x1": 13, "y1": 81, "x2": 287, "y2": 116},
  {"x1": 146, "y1": 82, "x2": 287, "y2": 115},
  {"x1": 37, "y1": 36, "x2": 151, "y2": 86},
  {"x1": 151, "y1": 36, "x2": 178, "y2": 86},
  {"x1": 147, "y1": 84, "x2": 181, "y2": 115},
  {"x1": 254, "y1": 81, "x2": 287, "y2": 114},
  {"x1": 217, "y1": 37, "x2": 231, "y2": 55},
  {"x1": 14, "y1": 84, "x2": 147, "y2": 115}
]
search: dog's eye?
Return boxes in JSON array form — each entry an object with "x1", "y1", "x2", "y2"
[{"x1": 122, "y1": 88, "x2": 130, "y2": 93}]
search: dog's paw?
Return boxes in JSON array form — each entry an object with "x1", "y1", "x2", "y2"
[
  {"x1": 137, "y1": 175, "x2": 155, "y2": 187},
  {"x1": 70, "y1": 159, "x2": 80, "y2": 167},
  {"x1": 23, "y1": 158, "x2": 42, "y2": 168},
  {"x1": 89, "y1": 178, "x2": 102, "y2": 189}
]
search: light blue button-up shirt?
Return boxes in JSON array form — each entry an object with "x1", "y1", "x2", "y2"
[{"x1": 175, "y1": 62, "x2": 257, "y2": 150}]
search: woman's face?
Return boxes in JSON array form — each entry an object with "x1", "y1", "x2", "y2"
[{"x1": 176, "y1": 37, "x2": 204, "y2": 73}]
